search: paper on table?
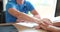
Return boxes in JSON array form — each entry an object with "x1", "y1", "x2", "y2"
[
  {"x1": 47, "y1": 17, "x2": 60, "y2": 23},
  {"x1": 16, "y1": 22, "x2": 38, "y2": 28},
  {"x1": 52, "y1": 17, "x2": 60, "y2": 23}
]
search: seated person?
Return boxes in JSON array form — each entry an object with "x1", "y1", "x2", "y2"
[
  {"x1": 6, "y1": 0, "x2": 60, "y2": 32},
  {"x1": 6, "y1": 0, "x2": 40, "y2": 23}
]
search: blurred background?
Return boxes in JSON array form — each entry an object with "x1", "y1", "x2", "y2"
[
  {"x1": 0, "y1": 0, "x2": 4, "y2": 23},
  {"x1": 0, "y1": 0, "x2": 60, "y2": 23}
]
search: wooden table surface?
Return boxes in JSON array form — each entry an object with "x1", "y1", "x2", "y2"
[{"x1": 0, "y1": 23, "x2": 48, "y2": 32}]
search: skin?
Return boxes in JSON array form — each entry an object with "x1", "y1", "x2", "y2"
[
  {"x1": 38, "y1": 18, "x2": 60, "y2": 32},
  {"x1": 53, "y1": 22, "x2": 60, "y2": 27},
  {"x1": 16, "y1": 0, "x2": 24, "y2": 4}
]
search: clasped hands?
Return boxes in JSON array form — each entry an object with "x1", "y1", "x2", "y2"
[{"x1": 16, "y1": 18, "x2": 53, "y2": 30}]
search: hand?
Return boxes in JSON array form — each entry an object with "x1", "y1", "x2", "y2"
[
  {"x1": 41, "y1": 18, "x2": 52, "y2": 25},
  {"x1": 34, "y1": 18, "x2": 53, "y2": 29},
  {"x1": 39, "y1": 18, "x2": 53, "y2": 30}
]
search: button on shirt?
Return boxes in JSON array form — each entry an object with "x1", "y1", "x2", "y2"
[{"x1": 6, "y1": 1, "x2": 34, "y2": 23}]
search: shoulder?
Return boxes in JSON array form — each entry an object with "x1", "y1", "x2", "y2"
[
  {"x1": 6, "y1": 2, "x2": 17, "y2": 9},
  {"x1": 6, "y1": 2, "x2": 16, "y2": 6}
]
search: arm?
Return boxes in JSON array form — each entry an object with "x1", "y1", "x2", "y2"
[
  {"x1": 39, "y1": 18, "x2": 60, "y2": 32},
  {"x1": 53, "y1": 16, "x2": 60, "y2": 27},
  {"x1": 16, "y1": 2, "x2": 40, "y2": 22},
  {"x1": 47, "y1": 25, "x2": 60, "y2": 32},
  {"x1": 8, "y1": 8, "x2": 40, "y2": 22},
  {"x1": 6, "y1": 2, "x2": 41, "y2": 23},
  {"x1": 26, "y1": 1, "x2": 40, "y2": 19},
  {"x1": 30, "y1": 9, "x2": 41, "y2": 29},
  {"x1": 53, "y1": 22, "x2": 60, "y2": 27},
  {"x1": 31, "y1": 9, "x2": 40, "y2": 19}
]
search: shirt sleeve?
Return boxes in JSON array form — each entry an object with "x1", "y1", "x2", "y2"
[
  {"x1": 26, "y1": 2, "x2": 34, "y2": 12},
  {"x1": 6, "y1": 2, "x2": 17, "y2": 22},
  {"x1": 6, "y1": 2, "x2": 16, "y2": 10}
]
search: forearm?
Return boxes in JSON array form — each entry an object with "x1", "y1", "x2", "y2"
[
  {"x1": 53, "y1": 22, "x2": 60, "y2": 27},
  {"x1": 8, "y1": 8, "x2": 40, "y2": 22},
  {"x1": 48, "y1": 25, "x2": 60, "y2": 32},
  {"x1": 51, "y1": 27, "x2": 60, "y2": 32}
]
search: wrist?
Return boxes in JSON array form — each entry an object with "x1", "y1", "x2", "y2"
[{"x1": 34, "y1": 15, "x2": 40, "y2": 19}]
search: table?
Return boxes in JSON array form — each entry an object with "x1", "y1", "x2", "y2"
[{"x1": 0, "y1": 23, "x2": 48, "y2": 32}]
